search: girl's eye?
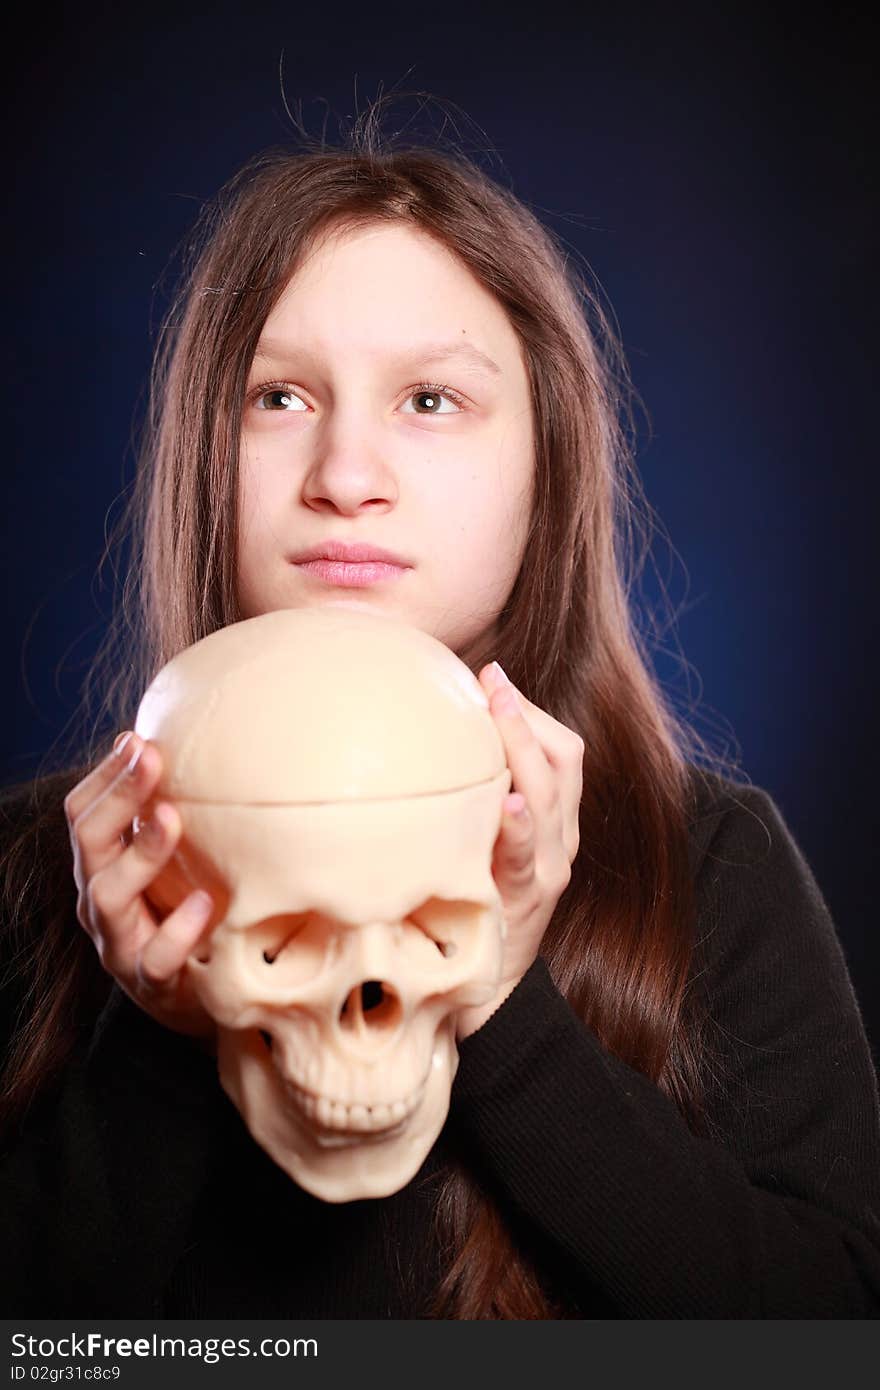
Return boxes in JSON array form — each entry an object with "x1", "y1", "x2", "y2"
[
  {"x1": 252, "y1": 385, "x2": 308, "y2": 413},
  {"x1": 249, "y1": 381, "x2": 466, "y2": 415},
  {"x1": 399, "y1": 383, "x2": 465, "y2": 415}
]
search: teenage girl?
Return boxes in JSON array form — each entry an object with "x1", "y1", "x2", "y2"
[{"x1": 2, "y1": 109, "x2": 879, "y2": 1318}]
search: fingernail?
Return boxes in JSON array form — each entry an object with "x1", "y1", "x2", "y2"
[
  {"x1": 113, "y1": 731, "x2": 133, "y2": 758},
  {"x1": 138, "y1": 814, "x2": 163, "y2": 846},
  {"x1": 186, "y1": 891, "x2": 213, "y2": 918},
  {"x1": 490, "y1": 661, "x2": 510, "y2": 688},
  {"x1": 495, "y1": 687, "x2": 519, "y2": 716},
  {"x1": 125, "y1": 740, "x2": 144, "y2": 776}
]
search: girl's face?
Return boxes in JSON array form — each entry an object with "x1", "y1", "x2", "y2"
[{"x1": 237, "y1": 221, "x2": 535, "y2": 656}]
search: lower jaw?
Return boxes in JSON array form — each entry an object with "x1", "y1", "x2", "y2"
[{"x1": 309, "y1": 1115, "x2": 411, "y2": 1149}]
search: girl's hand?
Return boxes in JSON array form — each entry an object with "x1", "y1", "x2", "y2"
[
  {"x1": 455, "y1": 663, "x2": 584, "y2": 1041},
  {"x1": 64, "y1": 732, "x2": 218, "y2": 1047}
]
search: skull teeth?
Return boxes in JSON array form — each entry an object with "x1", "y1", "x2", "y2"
[{"x1": 282, "y1": 1078, "x2": 425, "y2": 1133}]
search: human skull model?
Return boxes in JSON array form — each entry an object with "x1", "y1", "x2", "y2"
[{"x1": 134, "y1": 606, "x2": 511, "y2": 1202}]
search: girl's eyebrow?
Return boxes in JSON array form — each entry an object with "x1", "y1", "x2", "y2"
[{"x1": 253, "y1": 336, "x2": 503, "y2": 379}]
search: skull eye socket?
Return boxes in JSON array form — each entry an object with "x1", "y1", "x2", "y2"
[
  {"x1": 255, "y1": 906, "x2": 314, "y2": 961},
  {"x1": 252, "y1": 913, "x2": 327, "y2": 985},
  {"x1": 407, "y1": 898, "x2": 485, "y2": 963},
  {"x1": 257, "y1": 913, "x2": 311, "y2": 963}
]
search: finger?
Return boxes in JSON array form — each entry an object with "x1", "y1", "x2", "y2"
[
  {"x1": 479, "y1": 667, "x2": 580, "y2": 768},
  {"x1": 72, "y1": 737, "x2": 163, "y2": 880},
  {"x1": 86, "y1": 798, "x2": 185, "y2": 954},
  {"x1": 490, "y1": 685, "x2": 561, "y2": 823},
  {"x1": 64, "y1": 731, "x2": 139, "y2": 825},
  {"x1": 480, "y1": 669, "x2": 583, "y2": 861},
  {"x1": 134, "y1": 889, "x2": 215, "y2": 995},
  {"x1": 493, "y1": 794, "x2": 535, "y2": 885}
]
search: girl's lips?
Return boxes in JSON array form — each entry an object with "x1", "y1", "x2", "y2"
[{"x1": 294, "y1": 559, "x2": 408, "y2": 587}]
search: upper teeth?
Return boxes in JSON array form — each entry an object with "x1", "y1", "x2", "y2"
[{"x1": 281, "y1": 1076, "x2": 427, "y2": 1133}]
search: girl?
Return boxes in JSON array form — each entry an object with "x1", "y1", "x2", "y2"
[{"x1": 2, "y1": 104, "x2": 879, "y2": 1319}]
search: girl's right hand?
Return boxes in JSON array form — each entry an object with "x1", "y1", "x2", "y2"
[{"x1": 64, "y1": 731, "x2": 218, "y2": 1047}]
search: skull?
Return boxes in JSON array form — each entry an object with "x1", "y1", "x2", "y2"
[{"x1": 134, "y1": 606, "x2": 511, "y2": 1202}]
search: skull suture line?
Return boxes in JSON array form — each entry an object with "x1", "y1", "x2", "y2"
[{"x1": 134, "y1": 606, "x2": 511, "y2": 1202}]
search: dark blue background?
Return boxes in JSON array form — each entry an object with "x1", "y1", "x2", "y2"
[{"x1": 3, "y1": 4, "x2": 876, "y2": 1058}]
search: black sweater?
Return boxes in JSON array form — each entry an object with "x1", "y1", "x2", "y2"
[{"x1": 1, "y1": 771, "x2": 879, "y2": 1318}]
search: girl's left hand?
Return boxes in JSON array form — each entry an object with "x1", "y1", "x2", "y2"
[{"x1": 455, "y1": 662, "x2": 584, "y2": 1041}]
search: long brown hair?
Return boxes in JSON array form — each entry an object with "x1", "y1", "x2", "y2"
[{"x1": 1, "y1": 93, "x2": 743, "y2": 1317}]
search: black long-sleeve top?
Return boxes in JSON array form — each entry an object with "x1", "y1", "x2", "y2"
[{"x1": 1, "y1": 771, "x2": 879, "y2": 1317}]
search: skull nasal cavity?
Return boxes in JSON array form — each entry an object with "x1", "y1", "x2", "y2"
[{"x1": 339, "y1": 980, "x2": 401, "y2": 1032}]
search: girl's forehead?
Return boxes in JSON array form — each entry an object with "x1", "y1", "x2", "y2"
[
  {"x1": 256, "y1": 229, "x2": 522, "y2": 378},
  {"x1": 266, "y1": 223, "x2": 499, "y2": 320}
]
